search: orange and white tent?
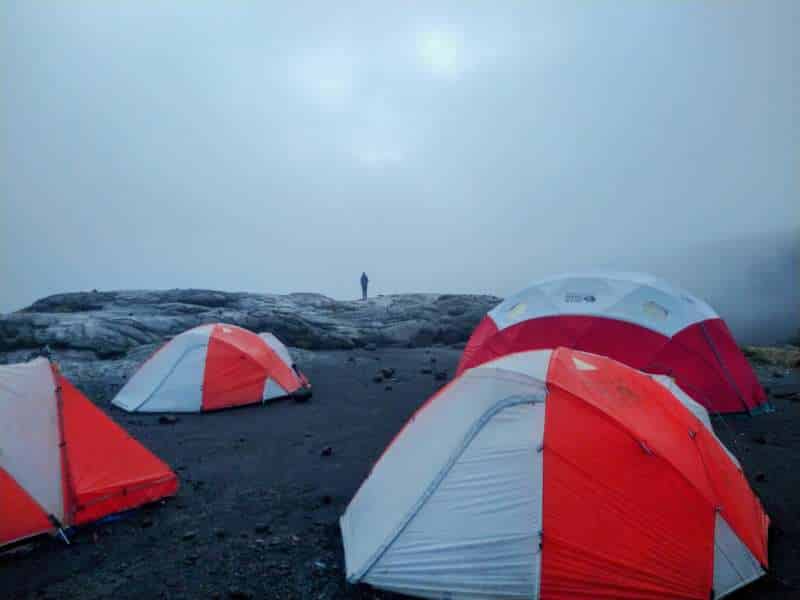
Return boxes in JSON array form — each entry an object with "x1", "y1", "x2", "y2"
[
  {"x1": 341, "y1": 348, "x2": 769, "y2": 600},
  {"x1": 0, "y1": 359, "x2": 178, "y2": 548},
  {"x1": 112, "y1": 324, "x2": 310, "y2": 413}
]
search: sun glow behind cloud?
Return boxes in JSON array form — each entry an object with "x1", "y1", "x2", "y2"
[
  {"x1": 286, "y1": 26, "x2": 475, "y2": 167},
  {"x1": 416, "y1": 28, "x2": 466, "y2": 79}
]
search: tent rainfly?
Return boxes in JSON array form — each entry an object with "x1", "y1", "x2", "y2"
[
  {"x1": 457, "y1": 272, "x2": 768, "y2": 414},
  {"x1": 342, "y1": 348, "x2": 769, "y2": 600}
]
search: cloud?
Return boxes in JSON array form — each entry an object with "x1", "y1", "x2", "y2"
[
  {"x1": 289, "y1": 47, "x2": 357, "y2": 108},
  {"x1": 416, "y1": 28, "x2": 467, "y2": 79},
  {"x1": 352, "y1": 147, "x2": 405, "y2": 167}
]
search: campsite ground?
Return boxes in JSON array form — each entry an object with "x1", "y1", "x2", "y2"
[{"x1": 1, "y1": 346, "x2": 798, "y2": 600}]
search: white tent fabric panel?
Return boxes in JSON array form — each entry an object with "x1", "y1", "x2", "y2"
[
  {"x1": 341, "y1": 368, "x2": 547, "y2": 581},
  {"x1": 0, "y1": 359, "x2": 64, "y2": 521},
  {"x1": 532, "y1": 272, "x2": 717, "y2": 317},
  {"x1": 366, "y1": 402, "x2": 545, "y2": 599},
  {"x1": 135, "y1": 345, "x2": 207, "y2": 412},
  {"x1": 262, "y1": 377, "x2": 288, "y2": 402},
  {"x1": 474, "y1": 350, "x2": 551, "y2": 381},
  {"x1": 527, "y1": 276, "x2": 641, "y2": 316},
  {"x1": 489, "y1": 272, "x2": 718, "y2": 337},
  {"x1": 258, "y1": 332, "x2": 294, "y2": 367},
  {"x1": 112, "y1": 325, "x2": 212, "y2": 412},
  {"x1": 603, "y1": 284, "x2": 709, "y2": 335},
  {"x1": 713, "y1": 514, "x2": 764, "y2": 599}
]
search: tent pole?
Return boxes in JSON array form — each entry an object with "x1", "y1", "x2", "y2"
[{"x1": 52, "y1": 363, "x2": 78, "y2": 525}]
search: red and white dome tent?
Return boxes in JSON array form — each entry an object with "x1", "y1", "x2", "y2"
[
  {"x1": 341, "y1": 348, "x2": 769, "y2": 600},
  {"x1": 1, "y1": 359, "x2": 178, "y2": 549},
  {"x1": 112, "y1": 324, "x2": 311, "y2": 413},
  {"x1": 457, "y1": 272, "x2": 768, "y2": 414}
]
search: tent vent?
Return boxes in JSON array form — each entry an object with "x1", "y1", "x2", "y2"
[
  {"x1": 507, "y1": 302, "x2": 527, "y2": 320},
  {"x1": 572, "y1": 357, "x2": 597, "y2": 371}
]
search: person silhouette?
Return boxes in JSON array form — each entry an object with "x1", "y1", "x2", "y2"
[{"x1": 360, "y1": 272, "x2": 369, "y2": 301}]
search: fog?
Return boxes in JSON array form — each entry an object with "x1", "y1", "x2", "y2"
[{"x1": 2, "y1": 2, "x2": 797, "y2": 342}]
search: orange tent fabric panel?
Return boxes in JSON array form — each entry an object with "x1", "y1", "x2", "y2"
[
  {"x1": 540, "y1": 348, "x2": 769, "y2": 598},
  {"x1": 541, "y1": 384, "x2": 714, "y2": 599},
  {"x1": 57, "y1": 374, "x2": 178, "y2": 526},
  {"x1": 202, "y1": 325, "x2": 299, "y2": 411},
  {"x1": 548, "y1": 350, "x2": 717, "y2": 502},
  {"x1": 0, "y1": 467, "x2": 53, "y2": 546},
  {"x1": 202, "y1": 326, "x2": 270, "y2": 410},
  {"x1": 694, "y1": 425, "x2": 769, "y2": 567},
  {"x1": 228, "y1": 327, "x2": 301, "y2": 393},
  {"x1": 541, "y1": 349, "x2": 716, "y2": 600},
  {"x1": 547, "y1": 349, "x2": 769, "y2": 567}
]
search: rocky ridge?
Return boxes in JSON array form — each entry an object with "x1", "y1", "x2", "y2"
[{"x1": 0, "y1": 288, "x2": 498, "y2": 365}]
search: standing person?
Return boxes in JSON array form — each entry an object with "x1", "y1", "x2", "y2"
[{"x1": 360, "y1": 272, "x2": 369, "y2": 301}]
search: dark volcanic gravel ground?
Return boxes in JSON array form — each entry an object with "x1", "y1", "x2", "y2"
[{"x1": 0, "y1": 348, "x2": 798, "y2": 600}]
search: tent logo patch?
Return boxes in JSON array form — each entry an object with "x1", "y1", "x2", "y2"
[{"x1": 565, "y1": 293, "x2": 596, "y2": 303}]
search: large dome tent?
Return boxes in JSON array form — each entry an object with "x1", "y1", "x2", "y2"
[
  {"x1": 457, "y1": 272, "x2": 767, "y2": 414},
  {"x1": 0, "y1": 359, "x2": 178, "y2": 548},
  {"x1": 112, "y1": 324, "x2": 310, "y2": 413},
  {"x1": 341, "y1": 348, "x2": 769, "y2": 599}
]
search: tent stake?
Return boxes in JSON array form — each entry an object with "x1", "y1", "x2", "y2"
[{"x1": 57, "y1": 528, "x2": 71, "y2": 545}]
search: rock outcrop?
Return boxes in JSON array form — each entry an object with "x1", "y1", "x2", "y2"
[{"x1": 0, "y1": 289, "x2": 499, "y2": 359}]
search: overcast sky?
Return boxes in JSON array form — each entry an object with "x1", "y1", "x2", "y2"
[{"x1": 2, "y1": 2, "x2": 797, "y2": 319}]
